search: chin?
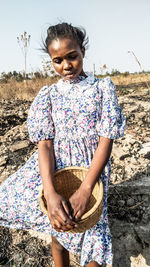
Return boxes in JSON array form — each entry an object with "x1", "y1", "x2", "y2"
[{"x1": 64, "y1": 73, "x2": 77, "y2": 80}]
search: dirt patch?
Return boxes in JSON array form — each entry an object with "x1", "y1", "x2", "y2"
[{"x1": 0, "y1": 80, "x2": 150, "y2": 266}]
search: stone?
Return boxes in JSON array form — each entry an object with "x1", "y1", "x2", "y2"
[
  {"x1": 130, "y1": 254, "x2": 149, "y2": 267},
  {"x1": 138, "y1": 143, "x2": 150, "y2": 159},
  {"x1": 109, "y1": 177, "x2": 150, "y2": 195},
  {"x1": 142, "y1": 214, "x2": 149, "y2": 224},
  {"x1": 9, "y1": 140, "x2": 30, "y2": 152},
  {"x1": 118, "y1": 200, "x2": 125, "y2": 206},
  {"x1": 111, "y1": 143, "x2": 130, "y2": 161},
  {"x1": 0, "y1": 157, "x2": 7, "y2": 166},
  {"x1": 127, "y1": 198, "x2": 135, "y2": 207},
  {"x1": 0, "y1": 172, "x2": 11, "y2": 184}
]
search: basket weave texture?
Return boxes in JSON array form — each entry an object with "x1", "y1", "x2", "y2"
[{"x1": 38, "y1": 166, "x2": 103, "y2": 233}]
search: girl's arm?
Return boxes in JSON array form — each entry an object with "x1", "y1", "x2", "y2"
[
  {"x1": 38, "y1": 140, "x2": 75, "y2": 231},
  {"x1": 81, "y1": 136, "x2": 113, "y2": 191},
  {"x1": 69, "y1": 136, "x2": 113, "y2": 220}
]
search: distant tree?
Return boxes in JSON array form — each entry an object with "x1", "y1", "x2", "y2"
[
  {"x1": 17, "y1": 72, "x2": 24, "y2": 81},
  {"x1": 12, "y1": 70, "x2": 18, "y2": 78},
  {"x1": 34, "y1": 71, "x2": 42, "y2": 79},
  {"x1": 17, "y1": 31, "x2": 31, "y2": 78},
  {"x1": 0, "y1": 72, "x2": 8, "y2": 83},
  {"x1": 122, "y1": 71, "x2": 130, "y2": 77},
  {"x1": 111, "y1": 69, "x2": 121, "y2": 76}
]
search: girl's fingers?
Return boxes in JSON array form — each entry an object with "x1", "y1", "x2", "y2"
[
  {"x1": 71, "y1": 204, "x2": 79, "y2": 218},
  {"x1": 56, "y1": 203, "x2": 75, "y2": 226},
  {"x1": 62, "y1": 223, "x2": 76, "y2": 231},
  {"x1": 54, "y1": 227, "x2": 62, "y2": 232},
  {"x1": 54, "y1": 212, "x2": 77, "y2": 231},
  {"x1": 74, "y1": 206, "x2": 86, "y2": 221},
  {"x1": 75, "y1": 210, "x2": 82, "y2": 221},
  {"x1": 62, "y1": 200, "x2": 73, "y2": 220},
  {"x1": 51, "y1": 219, "x2": 61, "y2": 229},
  {"x1": 48, "y1": 212, "x2": 62, "y2": 229},
  {"x1": 50, "y1": 215, "x2": 77, "y2": 232},
  {"x1": 53, "y1": 217, "x2": 76, "y2": 232},
  {"x1": 48, "y1": 211, "x2": 75, "y2": 232}
]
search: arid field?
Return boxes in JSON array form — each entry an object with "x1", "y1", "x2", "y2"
[{"x1": 0, "y1": 73, "x2": 150, "y2": 100}]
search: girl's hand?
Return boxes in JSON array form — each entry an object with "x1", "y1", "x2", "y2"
[
  {"x1": 45, "y1": 191, "x2": 76, "y2": 232},
  {"x1": 69, "y1": 185, "x2": 92, "y2": 221}
]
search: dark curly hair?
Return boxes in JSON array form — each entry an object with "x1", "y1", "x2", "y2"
[{"x1": 42, "y1": 22, "x2": 89, "y2": 54}]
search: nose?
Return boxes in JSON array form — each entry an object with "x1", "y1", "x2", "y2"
[{"x1": 63, "y1": 59, "x2": 72, "y2": 70}]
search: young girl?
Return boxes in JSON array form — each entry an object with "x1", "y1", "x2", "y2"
[{"x1": 0, "y1": 23, "x2": 126, "y2": 266}]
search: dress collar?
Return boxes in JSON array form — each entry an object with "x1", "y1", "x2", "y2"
[{"x1": 57, "y1": 73, "x2": 95, "y2": 88}]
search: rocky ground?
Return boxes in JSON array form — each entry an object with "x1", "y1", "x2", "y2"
[
  {"x1": 0, "y1": 87, "x2": 149, "y2": 185},
  {"x1": 0, "y1": 83, "x2": 150, "y2": 266}
]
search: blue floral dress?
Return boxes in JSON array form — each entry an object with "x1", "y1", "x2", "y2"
[{"x1": 0, "y1": 75, "x2": 126, "y2": 266}]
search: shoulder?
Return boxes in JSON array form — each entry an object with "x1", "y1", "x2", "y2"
[
  {"x1": 32, "y1": 83, "x2": 57, "y2": 105},
  {"x1": 97, "y1": 76, "x2": 115, "y2": 88},
  {"x1": 97, "y1": 76, "x2": 117, "y2": 96},
  {"x1": 35, "y1": 83, "x2": 56, "y2": 98},
  {"x1": 28, "y1": 84, "x2": 57, "y2": 117},
  {"x1": 27, "y1": 84, "x2": 56, "y2": 120}
]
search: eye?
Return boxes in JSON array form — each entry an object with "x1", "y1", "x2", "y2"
[
  {"x1": 53, "y1": 58, "x2": 62, "y2": 64},
  {"x1": 68, "y1": 54, "x2": 77, "y2": 60}
]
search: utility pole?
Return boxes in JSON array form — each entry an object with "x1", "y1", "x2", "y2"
[
  {"x1": 93, "y1": 63, "x2": 96, "y2": 76},
  {"x1": 17, "y1": 32, "x2": 31, "y2": 78}
]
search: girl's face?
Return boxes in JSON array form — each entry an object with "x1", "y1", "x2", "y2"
[{"x1": 48, "y1": 38, "x2": 86, "y2": 81}]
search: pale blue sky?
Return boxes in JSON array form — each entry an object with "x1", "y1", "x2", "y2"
[{"x1": 0, "y1": 0, "x2": 150, "y2": 74}]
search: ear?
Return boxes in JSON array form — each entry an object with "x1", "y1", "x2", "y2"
[{"x1": 81, "y1": 47, "x2": 85, "y2": 57}]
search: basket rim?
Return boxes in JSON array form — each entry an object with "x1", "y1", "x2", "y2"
[
  {"x1": 38, "y1": 166, "x2": 103, "y2": 221},
  {"x1": 54, "y1": 166, "x2": 89, "y2": 174}
]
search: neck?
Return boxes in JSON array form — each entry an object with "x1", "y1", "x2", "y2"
[{"x1": 79, "y1": 70, "x2": 87, "y2": 78}]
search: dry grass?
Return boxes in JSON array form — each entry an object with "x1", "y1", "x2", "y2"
[
  {"x1": 0, "y1": 76, "x2": 59, "y2": 101},
  {"x1": 111, "y1": 73, "x2": 150, "y2": 88},
  {"x1": 0, "y1": 73, "x2": 150, "y2": 100}
]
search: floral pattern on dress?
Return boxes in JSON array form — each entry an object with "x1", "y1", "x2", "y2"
[{"x1": 0, "y1": 75, "x2": 126, "y2": 266}]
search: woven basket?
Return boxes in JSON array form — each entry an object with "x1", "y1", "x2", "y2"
[{"x1": 38, "y1": 166, "x2": 103, "y2": 233}]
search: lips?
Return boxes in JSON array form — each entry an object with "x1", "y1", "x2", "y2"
[
  {"x1": 64, "y1": 72, "x2": 75, "y2": 79},
  {"x1": 65, "y1": 71, "x2": 74, "y2": 76}
]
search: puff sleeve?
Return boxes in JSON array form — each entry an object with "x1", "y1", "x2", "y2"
[
  {"x1": 27, "y1": 86, "x2": 55, "y2": 143},
  {"x1": 96, "y1": 77, "x2": 126, "y2": 139}
]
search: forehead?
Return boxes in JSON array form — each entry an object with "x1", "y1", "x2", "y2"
[{"x1": 48, "y1": 38, "x2": 81, "y2": 58}]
